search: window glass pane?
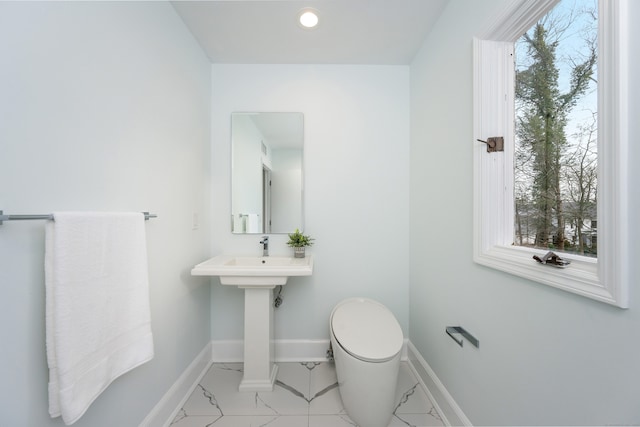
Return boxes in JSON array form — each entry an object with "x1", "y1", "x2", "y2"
[{"x1": 514, "y1": 0, "x2": 598, "y2": 257}]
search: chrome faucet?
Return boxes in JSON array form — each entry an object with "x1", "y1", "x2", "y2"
[{"x1": 260, "y1": 236, "x2": 269, "y2": 256}]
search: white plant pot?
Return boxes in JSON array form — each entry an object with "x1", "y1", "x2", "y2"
[{"x1": 293, "y1": 247, "x2": 306, "y2": 258}]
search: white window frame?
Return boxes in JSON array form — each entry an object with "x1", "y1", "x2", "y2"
[{"x1": 473, "y1": 0, "x2": 629, "y2": 307}]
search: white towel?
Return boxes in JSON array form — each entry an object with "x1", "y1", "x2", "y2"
[
  {"x1": 45, "y1": 212, "x2": 154, "y2": 425},
  {"x1": 232, "y1": 214, "x2": 245, "y2": 233},
  {"x1": 245, "y1": 213, "x2": 260, "y2": 233}
]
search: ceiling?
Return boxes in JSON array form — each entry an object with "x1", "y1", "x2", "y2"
[
  {"x1": 246, "y1": 113, "x2": 303, "y2": 150},
  {"x1": 171, "y1": 0, "x2": 449, "y2": 65}
]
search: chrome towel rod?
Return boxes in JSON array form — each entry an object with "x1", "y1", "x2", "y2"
[{"x1": 0, "y1": 210, "x2": 157, "y2": 225}]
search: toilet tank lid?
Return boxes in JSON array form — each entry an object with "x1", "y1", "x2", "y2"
[{"x1": 331, "y1": 298, "x2": 403, "y2": 362}]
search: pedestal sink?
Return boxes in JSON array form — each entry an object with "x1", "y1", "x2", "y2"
[{"x1": 191, "y1": 255, "x2": 313, "y2": 391}]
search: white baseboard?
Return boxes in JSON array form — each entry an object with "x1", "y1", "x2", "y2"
[
  {"x1": 406, "y1": 341, "x2": 472, "y2": 426},
  {"x1": 275, "y1": 339, "x2": 332, "y2": 362},
  {"x1": 138, "y1": 342, "x2": 212, "y2": 427},
  {"x1": 210, "y1": 338, "x2": 409, "y2": 362},
  {"x1": 210, "y1": 339, "x2": 332, "y2": 362}
]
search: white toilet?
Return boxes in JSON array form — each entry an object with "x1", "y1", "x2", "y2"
[{"x1": 330, "y1": 297, "x2": 404, "y2": 427}]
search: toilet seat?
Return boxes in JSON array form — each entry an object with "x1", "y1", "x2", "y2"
[{"x1": 331, "y1": 298, "x2": 403, "y2": 363}]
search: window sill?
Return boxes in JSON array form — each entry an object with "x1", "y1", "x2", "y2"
[{"x1": 473, "y1": 246, "x2": 620, "y2": 305}]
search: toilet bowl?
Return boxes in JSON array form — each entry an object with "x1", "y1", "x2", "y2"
[{"x1": 330, "y1": 298, "x2": 403, "y2": 427}]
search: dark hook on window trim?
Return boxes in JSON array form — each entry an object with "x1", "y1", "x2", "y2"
[{"x1": 476, "y1": 137, "x2": 504, "y2": 153}]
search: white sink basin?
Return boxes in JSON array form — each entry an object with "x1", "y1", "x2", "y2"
[{"x1": 191, "y1": 255, "x2": 313, "y2": 286}]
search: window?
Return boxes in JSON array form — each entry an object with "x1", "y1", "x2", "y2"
[
  {"x1": 473, "y1": 0, "x2": 628, "y2": 307},
  {"x1": 514, "y1": 1, "x2": 598, "y2": 257}
]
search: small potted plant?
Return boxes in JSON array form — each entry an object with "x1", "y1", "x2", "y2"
[{"x1": 287, "y1": 229, "x2": 314, "y2": 258}]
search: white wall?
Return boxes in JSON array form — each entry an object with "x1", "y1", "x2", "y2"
[
  {"x1": 231, "y1": 114, "x2": 264, "y2": 228},
  {"x1": 409, "y1": 0, "x2": 640, "y2": 425},
  {"x1": 210, "y1": 65, "x2": 410, "y2": 341},
  {"x1": 0, "y1": 2, "x2": 212, "y2": 426},
  {"x1": 271, "y1": 149, "x2": 303, "y2": 232}
]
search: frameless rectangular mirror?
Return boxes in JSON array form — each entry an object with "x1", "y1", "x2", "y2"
[{"x1": 231, "y1": 112, "x2": 304, "y2": 234}]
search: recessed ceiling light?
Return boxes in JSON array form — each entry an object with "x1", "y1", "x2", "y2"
[{"x1": 298, "y1": 8, "x2": 319, "y2": 29}]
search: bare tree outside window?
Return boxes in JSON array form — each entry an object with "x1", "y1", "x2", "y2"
[{"x1": 514, "y1": 0, "x2": 598, "y2": 257}]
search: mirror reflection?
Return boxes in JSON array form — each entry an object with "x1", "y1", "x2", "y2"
[{"x1": 231, "y1": 112, "x2": 304, "y2": 234}]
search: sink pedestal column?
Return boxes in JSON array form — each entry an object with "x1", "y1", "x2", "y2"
[{"x1": 238, "y1": 285, "x2": 278, "y2": 392}]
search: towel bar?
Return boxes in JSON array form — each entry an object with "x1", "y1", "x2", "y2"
[
  {"x1": 446, "y1": 326, "x2": 479, "y2": 348},
  {"x1": 0, "y1": 210, "x2": 157, "y2": 225}
]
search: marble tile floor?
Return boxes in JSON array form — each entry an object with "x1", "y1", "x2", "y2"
[{"x1": 169, "y1": 361, "x2": 444, "y2": 427}]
